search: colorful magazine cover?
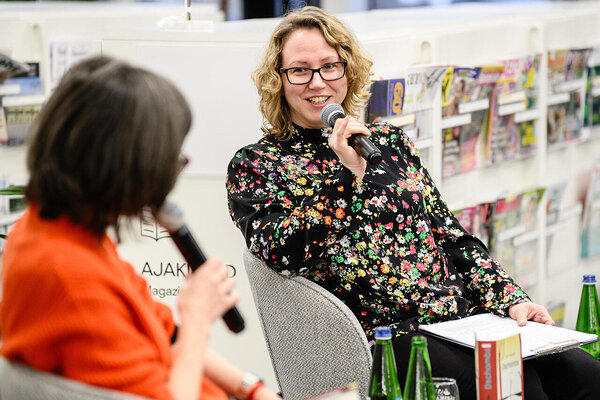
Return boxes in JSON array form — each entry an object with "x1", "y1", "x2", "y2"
[
  {"x1": 442, "y1": 65, "x2": 501, "y2": 177},
  {"x1": 547, "y1": 48, "x2": 590, "y2": 148},
  {"x1": 473, "y1": 202, "x2": 495, "y2": 249},
  {"x1": 442, "y1": 126, "x2": 461, "y2": 178},
  {"x1": 387, "y1": 78, "x2": 405, "y2": 118},
  {"x1": 584, "y1": 65, "x2": 600, "y2": 128},
  {"x1": 520, "y1": 187, "x2": 546, "y2": 232},
  {"x1": 487, "y1": 54, "x2": 541, "y2": 164},
  {"x1": 489, "y1": 194, "x2": 523, "y2": 252},
  {"x1": 547, "y1": 49, "x2": 569, "y2": 95},
  {"x1": 566, "y1": 48, "x2": 593, "y2": 81},
  {"x1": 519, "y1": 120, "x2": 537, "y2": 153},
  {"x1": 367, "y1": 79, "x2": 389, "y2": 123},
  {"x1": 403, "y1": 65, "x2": 447, "y2": 114},
  {"x1": 442, "y1": 67, "x2": 479, "y2": 118},
  {"x1": 581, "y1": 159, "x2": 600, "y2": 259}
]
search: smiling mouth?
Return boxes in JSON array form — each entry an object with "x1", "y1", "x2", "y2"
[{"x1": 308, "y1": 96, "x2": 328, "y2": 105}]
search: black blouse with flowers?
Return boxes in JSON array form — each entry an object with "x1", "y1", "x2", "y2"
[{"x1": 226, "y1": 122, "x2": 529, "y2": 340}]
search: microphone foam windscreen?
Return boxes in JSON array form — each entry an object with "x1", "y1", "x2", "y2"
[{"x1": 320, "y1": 103, "x2": 344, "y2": 128}]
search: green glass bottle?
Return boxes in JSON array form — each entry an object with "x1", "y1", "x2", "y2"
[
  {"x1": 575, "y1": 274, "x2": 600, "y2": 359},
  {"x1": 368, "y1": 326, "x2": 403, "y2": 400},
  {"x1": 403, "y1": 335, "x2": 435, "y2": 400}
]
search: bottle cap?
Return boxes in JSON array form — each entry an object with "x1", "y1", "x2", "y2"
[
  {"x1": 374, "y1": 326, "x2": 392, "y2": 339},
  {"x1": 583, "y1": 275, "x2": 597, "y2": 283}
]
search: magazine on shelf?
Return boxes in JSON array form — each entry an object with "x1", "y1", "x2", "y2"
[
  {"x1": 581, "y1": 159, "x2": 600, "y2": 258},
  {"x1": 441, "y1": 65, "x2": 501, "y2": 177},
  {"x1": 547, "y1": 49, "x2": 569, "y2": 95},
  {"x1": 418, "y1": 313, "x2": 598, "y2": 360},
  {"x1": 366, "y1": 79, "x2": 389, "y2": 123},
  {"x1": 402, "y1": 65, "x2": 447, "y2": 114},
  {"x1": 585, "y1": 46, "x2": 600, "y2": 131},
  {"x1": 386, "y1": 78, "x2": 405, "y2": 118},
  {"x1": 442, "y1": 126, "x2": 461, "y2": 178},
  {"x1": 487, "y1": 54, "x2": 541, "y2": 164},
  {"x1": 0, "y1": 53, "x2": 32, "y2": 80},
  {"x1": 584, "y1": 64, "x2": 600, "y2": 128},
  {"x1": 491, "y1": 193, "x2": 524, "y2": 248},
  {"x1": 547, "y1": 48, "x2": 590, "y2": 148},
  {"x1": 520, "y1": 187, "x2": 545, "y2": 232},
  {"x1": 442, "y1": 67, "x2": 479, "y2": 118}
]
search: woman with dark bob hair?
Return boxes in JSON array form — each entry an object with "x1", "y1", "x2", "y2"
[
  {"x1": 227, "y1": 6, "x2": 600, "y2": 399},
  {"x1": 1, "y1": 56, "x2": 280, "y2": 400}
]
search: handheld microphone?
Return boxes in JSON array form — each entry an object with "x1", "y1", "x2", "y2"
[
  {"x1": 320, "y1": 103, "x2": 382, "y2": 165},
  {"x1": 157, "y1": 200, "x2": 245, "y2": 333}
]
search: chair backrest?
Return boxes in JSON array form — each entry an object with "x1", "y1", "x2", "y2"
[
  {"x1": 243, "y1": 248, "x2": 372, "y2": 400},
  {"x1": 0, "y1": 357, "x2": 150, "y2": 400}
]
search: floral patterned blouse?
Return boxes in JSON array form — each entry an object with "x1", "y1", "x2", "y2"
[{"x1": 226, "y1": 122, "x2": 529, "y2": 340}]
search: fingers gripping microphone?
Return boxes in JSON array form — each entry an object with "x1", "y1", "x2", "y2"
[
  {"x1": 320, "y1": 103, "x2": 382, "y2": 165},
  {"x1": 157, "y1": 200, "x2": 245, "y2": 333}
]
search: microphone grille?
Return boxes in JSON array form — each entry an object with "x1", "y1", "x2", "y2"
[
  {"x1": 156, "y1": 199, "x2": 185, "y2": 232},
  {"x1": 320, "y1": 103, "x2": 344, "y2": 128}
]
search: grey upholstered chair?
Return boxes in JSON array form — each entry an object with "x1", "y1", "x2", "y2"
[
  {"x1": 243, "y1": 248, "x2": 372, "y2": 400},
  {"x1": 0, "y1": 357, "x2": 150, "y2": 400}
]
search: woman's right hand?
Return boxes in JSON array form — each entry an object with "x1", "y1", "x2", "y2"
[
  {"x1": 177, "y1": 257, "x2": 239, "y2": 328},
  {"x1": 328, "y1": 116, "x2": 370, "y2": 179}
]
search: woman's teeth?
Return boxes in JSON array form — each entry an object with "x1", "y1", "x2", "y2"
[{"x1": 309, "y1": 96, "x2": 327, "y2": 104}]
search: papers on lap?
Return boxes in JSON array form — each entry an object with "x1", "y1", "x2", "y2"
[{"x1": 418, "y1": 313, "x2": 598, "y2": 359}]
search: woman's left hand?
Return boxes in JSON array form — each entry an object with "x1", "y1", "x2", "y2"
[{"x1": 508, "y1": 302, "x2": 555, "y2": 326}]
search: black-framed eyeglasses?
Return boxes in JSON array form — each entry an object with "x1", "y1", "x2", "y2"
[{"x1": 280, "y1": 61, "x2": 347, "y2": 85}]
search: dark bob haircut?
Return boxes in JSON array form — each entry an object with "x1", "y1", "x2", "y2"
[{"x1": 26, "y1": 55, "x2": 192, "y2": 238}]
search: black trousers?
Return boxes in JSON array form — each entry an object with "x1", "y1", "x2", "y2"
[{"x1": 389, "y1": 332, "x2": 600, "y2": 400}]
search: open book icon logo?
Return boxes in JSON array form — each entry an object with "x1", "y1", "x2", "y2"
[{"x1": 140, "y1": 208, "x2": 170, "y2": 241}]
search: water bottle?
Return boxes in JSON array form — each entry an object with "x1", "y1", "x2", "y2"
[
  {"x1": 403, "y1": 335, "x2": 435, "y2": 400},
  {"x1": 368, "y1": 326, "x2": 403, "y2": 400},
  {"x1": 575, "y1": 274, "x2": 600, "y2": 359}
]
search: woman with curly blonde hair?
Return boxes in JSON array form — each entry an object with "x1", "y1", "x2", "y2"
[
  {"x1": 228, "y1": 6, "x2": 600, "y2": 400},
  {"x1": 252, "y1": 5, "x2": 372, "y2": 139}
]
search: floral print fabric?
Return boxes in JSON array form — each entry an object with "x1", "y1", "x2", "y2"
[{"x1": 226, "y1": 122, "x2": 529, "y2": 340}]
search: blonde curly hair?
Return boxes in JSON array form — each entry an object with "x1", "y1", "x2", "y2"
[{"x1": 252, "y1": 6, "x2": 373, "y2": 139}]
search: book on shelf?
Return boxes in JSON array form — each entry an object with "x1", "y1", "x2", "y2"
[
  {"x1": 475, "y1": 330, "x2": 523, "y2": 400},
  {"x1": 418, "y1": 313, "x2": 598, "y2": 360}
]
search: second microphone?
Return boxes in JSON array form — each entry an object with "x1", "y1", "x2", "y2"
[{"x1": 320, "y1": 103, "x2": 382, "y2": 166}]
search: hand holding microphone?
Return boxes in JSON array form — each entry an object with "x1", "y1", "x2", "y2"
[
  {"x1": 157, "y1": 200, "x2": 245, "y2": 333},
  {"x1": 321, "y1": 103, "x2": 382, "y2": 165}
]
